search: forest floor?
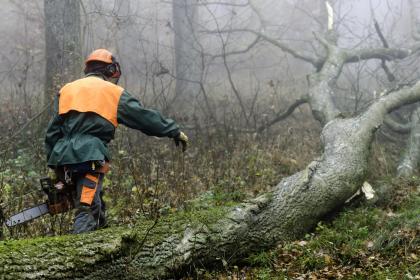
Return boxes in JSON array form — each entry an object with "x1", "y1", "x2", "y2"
[
  {"x1": 0, "y1": 113, "x2": 418, "y2": 279},
  {"x1": 185, "y1": 177, "x2": 419, "y2": 280}
]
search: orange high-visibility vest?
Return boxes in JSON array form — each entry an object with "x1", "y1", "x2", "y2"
[{"x1": 59, "y1": 76, "x2": 124, "y2": 127}]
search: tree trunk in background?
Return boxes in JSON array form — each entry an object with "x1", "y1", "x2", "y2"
[
  {"x1": 44, "y1": 0, "x2": 81, "y2": 107},
  {"x1": 398, "y1": 104, "x2": 420, "y2": 177},
  {"x1": 172, "y1": 0, "x2": 202, "y2": 114}
]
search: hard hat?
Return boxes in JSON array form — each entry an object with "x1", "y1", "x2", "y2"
[
  {"x1": 85, "y1": 49, "x2": 114, "y2": 65},
  {"x1": 84, "y1": 49, "x2": 121, "y2": 80}
]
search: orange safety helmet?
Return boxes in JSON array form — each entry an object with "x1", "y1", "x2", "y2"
[
  {"x1": 85, "y1": 49, "x2": 114, "y2": 64},
  {"x1": 85, "y1": 49, "x2": 121, "y2": 80}
]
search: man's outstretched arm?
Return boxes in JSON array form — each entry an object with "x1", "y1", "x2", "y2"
[{"x1": 117, "y1": 90, "x2": 180, "y2": 138}]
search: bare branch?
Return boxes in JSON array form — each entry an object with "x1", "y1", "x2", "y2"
[
  {"x1": 222, "y1": 54, "x2": 250, "y2": 125},
  {"x1": 384, "y1": 115, "x2": 411, "y2": 134},
  {"x1": 380, "y1": 60, "x2": 396, "y2": 82},
  {"x1": 373, "y1": 19, "x2": 389, "y2": 48},
  {"x1": 373, "y1": 18, "x2": 396, "y2": 82},
  {"x1": 258, "y1": 98, "x2": 308, "y2": 133},
  {"x1": 0, "y1": 102, "x2": 51, "y2": 156},
  {"x1": 212, "y1": 35, "x2": 261, "y2": 58},
  {"x1": 249, "y1": 0, "x2": 267, "y2": 29},
  {"x1": 206, "y1": 28, "x2": 320, "y2": 67}
]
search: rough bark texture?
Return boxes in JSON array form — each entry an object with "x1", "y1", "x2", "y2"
[
  {"x1": 44, "y1": 0, "x2": 81, "y2": 106},
  {"x1": 307, "y1": 44, "x2": 344, "y2": 125},
  {"x1": 172, "y1": 0, "x2": 202, "y2": 111}
]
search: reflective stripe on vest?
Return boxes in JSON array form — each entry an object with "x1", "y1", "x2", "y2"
[{"x1": 59, "y1": 76, "x2": 124, "y2": 127}]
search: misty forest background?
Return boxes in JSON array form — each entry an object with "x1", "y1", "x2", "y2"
[{"x1": 0, "y1": 0, "x2": 418, "y2": 279}]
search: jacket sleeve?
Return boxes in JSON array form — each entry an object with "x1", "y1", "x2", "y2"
[
  {"x1": 45, "y1": 95, "x2": 64, "y2": 160},
  {"x1": 117, "y1": 90, "x2": 180, "y2": 138}
]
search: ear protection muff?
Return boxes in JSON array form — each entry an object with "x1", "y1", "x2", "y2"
[{"x1": 104, "y1": 61, "x2": 121, "y2": 79}]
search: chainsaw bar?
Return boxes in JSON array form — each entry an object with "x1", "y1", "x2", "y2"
[{"x1": 5, "y1": 203, "x2": 49, "y2": 227}]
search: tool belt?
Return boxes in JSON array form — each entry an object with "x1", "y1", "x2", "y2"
[
  {"x1": 45, "y1": 161, "x2": 110, "y2": 215},
  {"x1": 54, "y1": 161, "x2": 110, "y2": 185}
]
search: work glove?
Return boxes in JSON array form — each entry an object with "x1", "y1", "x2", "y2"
[{"x1": 174, "y1": 131, "x2": 189, "y2": 152}]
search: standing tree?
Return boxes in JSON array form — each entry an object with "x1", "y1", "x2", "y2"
[
  {"x1": 44, "y1": 0, "x2": 81, "y2": 107},
  {"x1": 172, "y1": 0, "x2": 202, "y2": 113}
]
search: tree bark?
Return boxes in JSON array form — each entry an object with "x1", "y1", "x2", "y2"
[
  {"x1": 172, "y1": 0, "x2": 202, "y2": 112},
  {"x1": 44, "y1": 0, "x2": 81, "y2": 107}
]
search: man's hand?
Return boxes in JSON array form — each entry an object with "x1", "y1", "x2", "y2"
[{"x1": 174, "y1": 131, "x2": 189, "y2": 152}]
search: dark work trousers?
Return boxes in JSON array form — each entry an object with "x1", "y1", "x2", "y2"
[{"x1": 73, "y1": 173, "x2": 106, "y2": 234}]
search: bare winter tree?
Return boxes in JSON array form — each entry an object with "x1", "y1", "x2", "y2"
[
  {"x1": 171, "y1": 0, "x2": 202, "y2": 112},
  {"x1": 44, "y1": 0, "x2": 81, "y2": 106},
  {"x1": 1, "y1": 1, "x2": 420, "y2": 279}
]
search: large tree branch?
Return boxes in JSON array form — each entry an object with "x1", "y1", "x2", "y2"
[{"x1": 344, "y1": 48, "x2": 412, "y2": 64}]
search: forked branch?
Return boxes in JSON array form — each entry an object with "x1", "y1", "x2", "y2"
[{"x1": 258, "y1": 98, "x2": 308, "y2": 132}]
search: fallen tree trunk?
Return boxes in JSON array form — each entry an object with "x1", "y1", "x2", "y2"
[{"x1": 2, "y1": 82, "x2": 420, "y2": 279}]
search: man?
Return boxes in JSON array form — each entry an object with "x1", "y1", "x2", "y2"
[{"x1": 45, "y1": 49, "x2": 188, "y2": 234}]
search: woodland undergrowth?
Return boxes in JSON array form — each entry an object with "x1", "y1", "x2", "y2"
[
  {"x1": 0, "y1": 101, "x2": 320, "y2": 239},
  {"x1": 0, "y1": 100, "x2": 417, "y2": 280}
]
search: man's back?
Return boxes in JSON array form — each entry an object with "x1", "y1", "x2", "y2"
[
  {"x1": 47, "y1": 76, "x2": 124, "y2": 166},
  {"x1": 59, "y1": 76, "x2": 124, "y2": 127}
]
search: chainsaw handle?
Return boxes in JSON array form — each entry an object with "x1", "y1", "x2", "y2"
[{"x1": 40, "y1": 177, "x2": 52, "y2": 194}]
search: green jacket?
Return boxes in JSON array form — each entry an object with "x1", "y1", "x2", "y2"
[{"x1": 45, "y1": 76, "x2": 179, "y2": 167}]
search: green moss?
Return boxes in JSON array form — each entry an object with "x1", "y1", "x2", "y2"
[
  {"x1": 0, "y1": 203, "x2": 234, "y2": 278},
  {"x1": 226, "y1": 188, "x2": 419, "y2": 279},
  {"x1": 0, "y1": 226, "x2": 127, "y2": 257}
]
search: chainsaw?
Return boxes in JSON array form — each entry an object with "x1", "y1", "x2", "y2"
[{"x1": 4, "y1": 177, "x2": 74, "y2": 227}]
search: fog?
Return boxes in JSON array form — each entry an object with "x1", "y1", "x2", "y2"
[
  {"x1": 0, "y1": 0, "x2": 416, "y2": 110},
  {"x1": 1, "y1": 2, "x2": 420, "y2": 274},
  {"x1": 1, "y1": 0, "x2": 420, "y2": 166}
]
